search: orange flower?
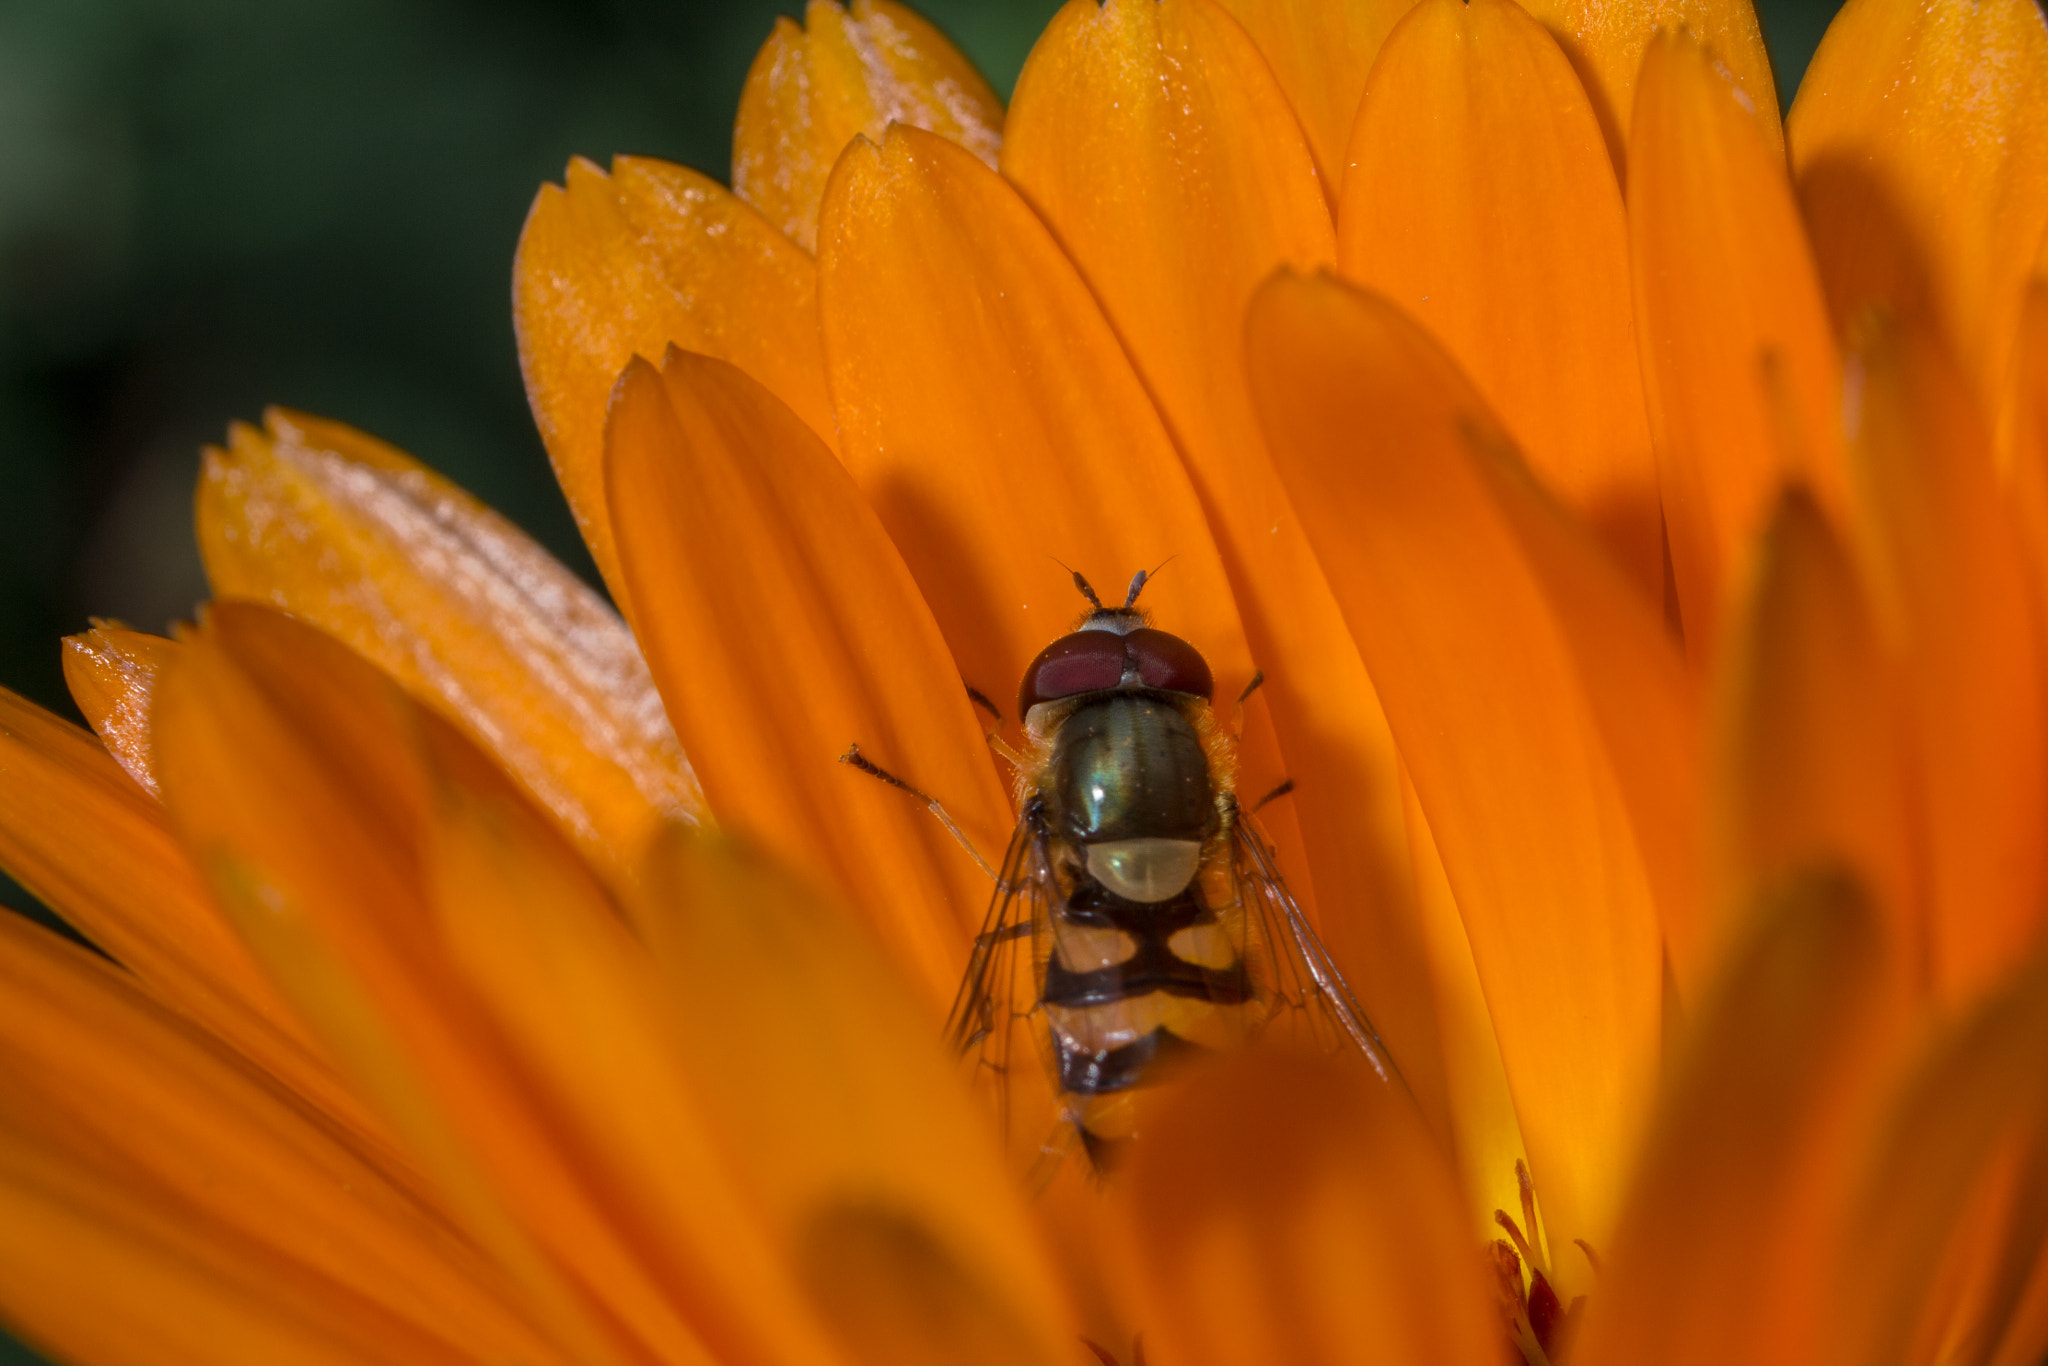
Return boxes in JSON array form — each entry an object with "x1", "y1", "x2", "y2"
[{"x1": 2, "y1": 0, "x2": 2047, "y2": 1362}]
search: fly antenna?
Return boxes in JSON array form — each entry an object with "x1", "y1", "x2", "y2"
[
  {"x1": 1069, "y1": 570, "x2": 1104, "y2": 611},
  {"x1": 1121, "y1": 569, "x2": 1147, "y2": 609}
]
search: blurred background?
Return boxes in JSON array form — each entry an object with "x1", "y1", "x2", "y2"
[{"x1": 0, "y1": 0, "x2": 1838, "y2": 1360}]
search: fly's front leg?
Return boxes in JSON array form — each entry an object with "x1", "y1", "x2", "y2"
[{"x1": 838, "y1": 742, "x2": 1001, "y2": 880}]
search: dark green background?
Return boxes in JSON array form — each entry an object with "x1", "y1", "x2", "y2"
[{"x1": 0, "y1": 1, "x2": 1839, "y2": 1361}]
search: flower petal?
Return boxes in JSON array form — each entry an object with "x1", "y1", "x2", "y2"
[
  {"x1": 424, "y1": 771, "x2": 843, "y2": 1366},
  {"x1": 0, "y1": 911, "x2": 557, "y2": 1366},
  {"x1": 1627, "y1": 29, "x2": 1846, "y2": 663},
  {"x1": 1111, "y1": 1050, "x2": 1498, "y2": 1366},
  {"x1": 1000, "y1": 0, "x2": 1450, "y2": 1141},
  {"x1": 1709, "y1": 490, "x2": 1922, "y2": 981},
  {"x1": 732, "y1": 0, "x2": 1003, "y2": 252},
  {"x1": 1510, "y1": 0, "x2": 1778, "y2": 172},
  {"x1": 603, "y1": 348, "x2": 1013, "y2": 1009},
  {"x1": 1787, "y1": 0, "x2": 2048, "y2": 416},
  {"x1": 1338, "y1": 0, "x2": 1663, "y2": 599},
  {"x1": 635, "y1": 829, "x2": 1073, "y2": 1366},
  {"x1": 1845, "y1": 318, "x2": 2048, "y2": 999},
  {"x1": 817, "y1": 127, "x2": 1267, "y2": 762},
  {"x1": 512, "y1": 154, "x2": 831, "y2": 592},
  {"x1": 2007, "y1": 281, "x2": 2048, "y2": 610},
  {"x1": 198, "y1": 409, "x2": 704, "y2": 893},
  {"x1": 1246, "y1": 270, "x2": 1667, "y2": 1273},
  {"x1": 60, "y1": 623, "x2": 175, "y2": 797},
  {"x1": 1208, "y1": 0, "x2": 1418, "y2": 197},
  {"x1": 1828, "y1": 945, "x2": 2048, "y2": 1366},
  {"x1": 1573, "y1": 870, "x2": 1900, "y2": 1366},
  {"x1": 0, "y1": 686, "x2": 372, "y2": 1139},
  {"x1": 153, "y1": 604, "x2": 713, "y2": 1366}
]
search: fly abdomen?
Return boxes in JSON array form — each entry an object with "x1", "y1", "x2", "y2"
[{"x1": 1041, "y1": 881, "x2": 1251, "y2": 1009}]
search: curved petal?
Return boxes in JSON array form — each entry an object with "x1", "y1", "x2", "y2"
[
  {"x1": 1628, "y1": 29, "x2": 1846, "y2": 663},
  {"x1": 61, "y1": 623, "x2": 176, "y2": 797},
  {"x1": 1246, "y1": 270, "x2": 1670, "y2": 1277},
  {"x1": 732, "y1": 0, "x2": 1002, "y2": 252},
  {"x1": 1000, "y1": 0, "x2": 1449, "y2": 1140},
  {"x1": 635, "y1": 830, "x2": 1073, "y2": 1366},
  {"x1": 817, "y1": 127, "x2": 1269, "y2": 764},
  {"x1": 1788, "y1": 0, "x2": 2048, "y2": 417},
  {"x1": 1209, "y1": 0, "x2": 1418, "y2": 197},
  {"x1": 512, "y1": 154, "x2": 830, "y2": 592},
  {"x1": 2007, "y1": 281, "x2": 2048, "y2": 611},
  {"x1": 424, "y1": 771, "x2": 843, "y2": 1366},
  {"x1": 153, "y1": 605, "x2": 709, "y2": 1366},
  {"x1": 1845, "y1": 318, "x2": 2048, "y2": 1000},
  {"x1": 1338, "y1": 0, "x2": 1662, "y2": 600},
  {"x1": 1510, "y1": 0, "x2": 1778, "y2": 173},
  {"x1": 198, "y1": 408, "x2": 704, "y2": 893},
  {"x1": 1709, "y1": 490, "x2": 1922, "y2": 984},
  {"x1": 0, "y1": 912, "x2": 557, "y2": 1366},
  {"x1": 1110, "y1": 1050, "x2": 1498, "y2": 1366},
  {"x1": 603, "y1": 349, "x2": 1012, "y2": 1009},
  {"x1": 0, "y1": 686, "x2": 373, "y2": 1141},
  {"x1": 1573, "y1": 871, "x2": 1901, "y2": 1366}
]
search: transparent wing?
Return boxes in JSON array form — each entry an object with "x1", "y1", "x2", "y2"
[
  {"x1": 944, "y1": 805, "x2": 1060, "y2": 1159},
  {"x1": 1231, "y1": 804, "x2": 1406, "y2": 1090}
]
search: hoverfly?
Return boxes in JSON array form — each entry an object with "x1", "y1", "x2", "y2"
[{"x1": 945, "y1": 569, "x2": 1404, "y2": 1172}]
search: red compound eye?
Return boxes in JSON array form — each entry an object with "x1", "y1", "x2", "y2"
[
  {"x1": 1125, "y1": 628, "x2": 1213, "y2": 700},
  {"x1": 1019, "y1": 632, "x2": 1128, "y2": 715}
]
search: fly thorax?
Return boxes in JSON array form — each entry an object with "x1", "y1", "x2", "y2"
[{"x1": 1044, "y1": 695, "x2": 1216, "y2": 903}]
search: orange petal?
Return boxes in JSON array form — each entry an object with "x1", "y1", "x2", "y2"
[
  {"x1": 153, "y1": 604, "x2": 713, "y2": 1366},
  {"x1": 512, "y1": 154, "x2": 831, "y2": 592},
  {"x1": 1787, "y1": 0, "x2": 2048, "y2": 418},
  {"x1": 0, "y1": 685, "x2": 373, "y2": 1140},
  {"x1": 603, "y1": 348, "x2": 1012, "y2": 1011},
  {"x1": 635, "y1": 829, "x2": 1072, "y2": 1366},
  {"x1": 1339, "y1": 0, "x2": 1663, "y2": 600},
  {"x1": 1826, "y1": 944, "x2": 2048, "y2": 1366},
  {"x1": 1000, "y1": 0, "x2": 1449, "y2": 1141},
  {"x1": 733, "y1": 0, "x2": 1003, "y2": 253},
  {"x1": 1208, "y1": 0, "x2": 1419, "y2": 198},
  {"x1": 816, "y1": 128, "x2": 1289, "y2": 798},
  {"x1": 0, "y1": 911, "x2": 557, "y2": 1366},
  {"x1": 198, "y1": 408, "x2": 704, "y2": 893},
  {"x1": 1845, "y1": 318, "x2": 2048, "y2": 1000},
  {"x1": 61, "y1": 623, "x2": 176, "y2": 797},
  {"x1": 1246, "y1": 270, "x2": 1670, "y2": 1275},
  {"x1": 1510, "y1": 0, "x2": 1778, "y2": 173},
  {"x1": 1111, "y1": 1050, "x2": 1497, "y2": 1366},
  {"x1": 1709, "y1": 490, "x2": 1923, "y2": 984},
  {"x1": 2007, "y1": 280, "x2": 2048, "y2": 611},
  {"x1": 1628, "y1": 28, "x2": 1846, "y2": 664},
  {"x1": 424, "y1": 765, "x2": 842, "y2": 1366},
  {"x1": 1573, "y1": 871, "x2": 1901, "y2": 1366}
]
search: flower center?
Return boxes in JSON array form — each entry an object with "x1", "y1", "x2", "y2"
[{"x1": 1490, "y1": 1160, "x2": 1592, "y2": 1364}]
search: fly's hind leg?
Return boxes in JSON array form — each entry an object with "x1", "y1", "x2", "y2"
[{"x1": 838, "y1": 742, "x2": 1000, "y2": 880}]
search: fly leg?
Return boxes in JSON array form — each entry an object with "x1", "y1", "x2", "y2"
[
  {"x1": 1233, "y1": 668, "x2": 1266, "y2": 740},
  {"x1": 838, "y1": 742, "x2": 1001, "y2": 880}
]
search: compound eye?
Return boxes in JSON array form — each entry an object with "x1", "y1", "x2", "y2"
[
  {"x1": 1125, "y1": 628, "x2": 1213, "y2": 700},
  {"x1": 1019, "y1": 632, "x2": 1128, "y2": 715}
]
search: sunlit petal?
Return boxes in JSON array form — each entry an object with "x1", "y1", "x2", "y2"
[
  {"x1": 1247, "y1": 270, "x2": 1668, "y2": 1277},
  {"x1": 198, "y1": 409, "x2": 704, "y2": 892},
  {"x1": 1788, "y1": 0, "x2": 2048, "y2": 416},
  {"x1": 512, "y1": 154, "x2": 831, "y2": 592},
  {"x1": 1628, "y1": 28, "x2": 1846, "y2": 663},
  {"x1": 60, "y1": 624, "x2": 175, "y2": 798},
  {"x1": 1339, "y1": 0, "x2": 1662, "y2": 599},
  {"x1": 1844, "y1": 317, "x2": 2048, "y2": 999},
  {"x1": 1574, "y1": 870, "x2": 1902, "y2": 1366},
  {"x1": 604, "y1": 349, "x2": 1012, "y2": 1009},
  {"x1": 733, "y1": 0, "x2": 1002, "y2": 252},
  {"x1": 1001, "y1": 0, "x2": 1449, "y2": 1141},
  {"x1": 1112, "y1": 1050, "x2": 1498, "y2": 1366}
]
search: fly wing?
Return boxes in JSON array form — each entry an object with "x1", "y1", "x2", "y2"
[
  {"x1": 1231, "y1": 809, "x2": 1406, "y2": 1090},
  {"x1": 945, "y1": 808, "x2": 1060, "y2": 1160}
]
